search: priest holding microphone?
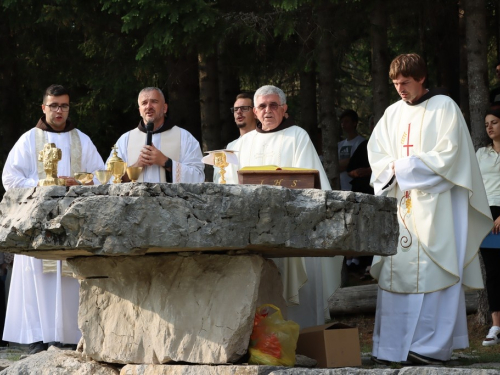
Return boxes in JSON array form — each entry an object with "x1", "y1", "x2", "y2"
[{"x1": 109, "y1": 87, "x2": 204, "y2": 184}]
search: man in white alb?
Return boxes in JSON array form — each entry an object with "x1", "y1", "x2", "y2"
[
  {"x1": 368, "y1": 53, "x2": 492, "y2": 365},
  {"x1": 110, "y1": 87, "x2": 204, "y2": 184},
  {"x1": 213, "y1": 92, "x2": 257, "y2": 183},
  {"x1": 2, "y1": 84, "x2": 105, "y2": 354},
  {"x1": 225, "y1": 85, "x2": 343, "y2": 329}
]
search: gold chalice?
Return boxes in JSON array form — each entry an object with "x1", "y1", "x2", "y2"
[
  {"x1": 107, "y1": 145, "x2": 127, "y2": 183},
  {"x1": 95, "y1": 170, "x2": 113, "y2": 185},
  {"x1": 214, "y1": 152, "x2": 229, "y2": 184},
  {"x1": 126, "y1": 167, "x2": 143, "y2": 183},
  {"x1": 74, "y1": 172, "x2": 94, "y2": 185}
]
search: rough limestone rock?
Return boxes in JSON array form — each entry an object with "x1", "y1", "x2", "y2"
[
  {"x1": 295, "y1": 354, "x2": 317, "y2": 368},
  {"x1": 69, "y1": 254, "x2": 286, "y2": 365},
  {"x1": 269, "y1": 370, "x2": 398, "y2": 375},
  {"x1": 0, "y1": 183, "x2": 397, "y2": 259},
  {"x1": 120, "y1": 365, "x2": 282, "y2": 375},
  {"x1": 119, "y1": 367, "x2": 500, "y2": 375},
  {"x1": 269, "y1": 369, "x2": 500, "y2": 375},
  {"x1": 397, "y1": 368, "x2": 500, "y2": 375},
  {"x1": 0, "y1": 346, "x2": 119, "y2": 374}
]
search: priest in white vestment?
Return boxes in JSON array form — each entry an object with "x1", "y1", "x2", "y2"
[
  {"x1": 2, "y1": 85, "x2": 106, "y2": 353},
  {"x1": 368, "y1": 54, "x2": 492, "y2": 365},
  {"x1": 224, "y1": 85, "x2": 343, "y2": 329},
  {"x1": 109, "y1": 87, "x2": 204, "y2": 184}
]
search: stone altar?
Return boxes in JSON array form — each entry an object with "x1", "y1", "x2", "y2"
[{"x1": 0, "y1": 183, "x2": 398, "y2": 366}]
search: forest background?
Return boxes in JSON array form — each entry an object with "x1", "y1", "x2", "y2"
[
  {"x1": 0, "y1": 0, "x2": 499, "y2": 324},
  {"x1": 0, "y1": 0, "x2": 498, "y2": 191}
]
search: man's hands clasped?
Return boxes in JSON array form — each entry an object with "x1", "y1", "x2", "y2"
[{"x1": 135, "y1": 145, "x2": 168, "y2": 168}]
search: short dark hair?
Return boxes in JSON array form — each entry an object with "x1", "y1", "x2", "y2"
[
  {"x1": 139, "y1": 87, "x2": 166, "y2": 102},
  {"x1": 389, "y1": 53, "x2": 427, "y2": 82},
  {"x1": 43, "y1": 84, "x2": 69, "y2": 103},
  {"x1": 339, "y1": 109, "x2": 358, "y2": 123},
  {"x1": 235, "y1": 92, "x2": 254, "y2": 105}
]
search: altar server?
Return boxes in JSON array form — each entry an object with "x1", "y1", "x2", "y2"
[{"x1": 368, "y1": 53, "x2": 492, "y2": 365}]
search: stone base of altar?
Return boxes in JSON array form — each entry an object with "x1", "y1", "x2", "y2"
[{"x1": 68, "y1": 254, "x2": 286, "y2": 365}]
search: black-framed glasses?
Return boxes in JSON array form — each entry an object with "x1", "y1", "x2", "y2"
[
  {"x1": 256, "y1": 102, "x2": 284, "y2": 111},
  {"x1": 46, "y1": 104, "x2": 70, "y2": 112},
  {"x1": 230, "y1": 106, "x2": 253, "y2": 113}
]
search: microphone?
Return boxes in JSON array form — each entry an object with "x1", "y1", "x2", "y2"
[{"x1": 146, "y1": 122, "x2": 154, "y2": 146}]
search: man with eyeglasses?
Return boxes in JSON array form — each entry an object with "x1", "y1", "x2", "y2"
[
  {"x1": 109, "y1": 87, "x2": 204, "y2": 184},
  {"x1": 213, "y1": 93, "x2": 257, "y2": 183},
  {"x1": 224, "y1": 85, "x2": 343, "y2": 329},
  {"x1": 1, "y1": 84, "x2": 105, "y2": 354}
]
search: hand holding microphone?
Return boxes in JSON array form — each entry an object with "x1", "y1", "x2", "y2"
[{"x1": 146, "y1": 121, "x2": 154, "y2": 146}]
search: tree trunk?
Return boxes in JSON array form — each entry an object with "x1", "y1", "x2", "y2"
[
  {"x1": 328, "y1": 284, "x2": 478, "y2": 316},
  {"x1": 497, "y1": 0, "x2": 500, "y2": 61},
  {"x1": 464, "y1": 0, "x2": 490, "y2": 150},
  {"x1": 198, "y1": 52, "x2": 221, "y2": 181},
  {"x1": 166, "y1": 53, "x2": 201, "y2": 143},
  {"x1": 459, "y1": 2, "x2": 471, "y2": 127},
  {"x1": 0, "y1": 22, "x2": 23, "y2": 199},
  {"x1": 317, "y1": 3, "x2": 340, "y2": 190},
  {"x1": 299, "y1": 68, "x2": 318, "y2": 150},
  {"x1": 370, "y1": 0, "x2": 389, "y2": 125},
  {"x1": 432, "y1": 1, "x2": 461, "y2": 104},
  {"x1": 217, "y1": 46, "x2": 240, "y2": 149},
  {"x1": 464, "y1": 0, "x2": 490, "y2": 326},
  {"x1": 198, "y1": 52, "x2": 221, "y2": 153}
]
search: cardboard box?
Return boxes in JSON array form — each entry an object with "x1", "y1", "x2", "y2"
[
  {"x1": 296, "y1": 322, "x2": 361, "y2": 368},
  {"x1": 237, "y1": 169, "x2": 321, "y2": 189}
]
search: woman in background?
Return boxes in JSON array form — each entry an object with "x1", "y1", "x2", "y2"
[{"x1": 476, "y1": 109, "x2": 500, "y2": 346}]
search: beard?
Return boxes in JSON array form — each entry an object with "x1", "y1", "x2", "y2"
[{"x1": 236, "y1": 122, "x2": 247, "y2": 129}]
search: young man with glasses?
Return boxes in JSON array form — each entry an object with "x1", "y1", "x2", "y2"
[
  {"x1": 213, "y1": 93, "x2": 257, "y2": 183},
  {"x1": 223, "y1": 84, "x2": 343, "y2": 330},
  {"x1": 2, "y1": 84, "x2": 105, "y2": 354}
]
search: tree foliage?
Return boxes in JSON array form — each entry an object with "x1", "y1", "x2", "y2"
[{"x1": 0, "y1": 0, "x2": 498, "y2": 185}]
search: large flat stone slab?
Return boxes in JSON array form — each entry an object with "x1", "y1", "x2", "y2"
[
  {"x1": 69, "y1": 254, "x2": 286, "y2": 365},
  {"x1": 0, "y1": 183, "x2": 397, "y2": 259}
]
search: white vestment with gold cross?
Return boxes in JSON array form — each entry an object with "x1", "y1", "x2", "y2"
[{"x1": 368, "y1": 94, "x2": 492, "y2": 361}]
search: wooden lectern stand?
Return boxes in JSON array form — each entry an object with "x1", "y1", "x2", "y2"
[{"x1": 237, "y1": 167, "x2": 321, "y2": 189}]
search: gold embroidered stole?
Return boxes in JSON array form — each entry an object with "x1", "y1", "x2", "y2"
[
  {"x1": 35, "y1": 128, "x2": 82, "y2": 180},
  {"x1": 35, "y1": 128, "x2": 81, "y2": 278},
  {"x1": 397, "y1": 101, "x2": 428, "y2": 253}
]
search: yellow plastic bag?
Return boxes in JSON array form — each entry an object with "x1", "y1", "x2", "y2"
[{"x1": 248, "y1": 304, "x2": 300, "y2": 367}]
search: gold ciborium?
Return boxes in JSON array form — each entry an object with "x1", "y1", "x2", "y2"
[
  {"x1": 74, "y1": 172, "x2": 94, "y2": 185},
  {"x1": 214, "y1": 151, "x2": 229, "y2": 184},
  {"x1": 107, "y1": 145, "x2": 127, "y2": 183},
  {"x1": 38, "y1": 143, "x2": 66, "y2": 186},
  {"x1": 126, "y1": 167, "x2": 143, "y2": 183},
  {"x1": 95, "y1": 169, "x2": 113, "y2": 185}
]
